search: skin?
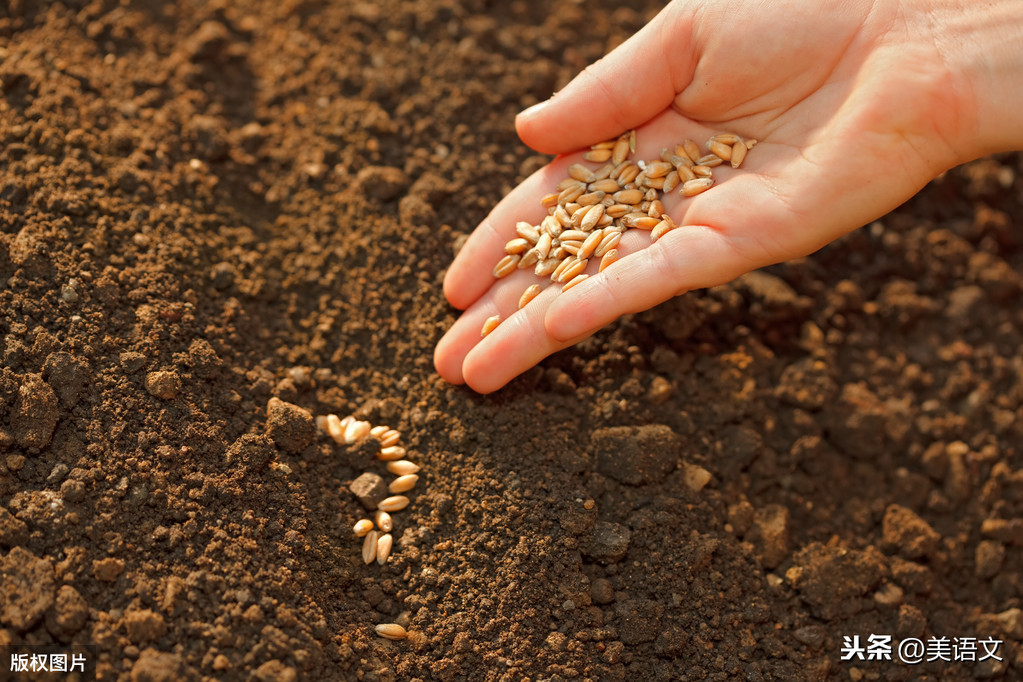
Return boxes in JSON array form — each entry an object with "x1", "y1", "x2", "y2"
[{"x1": 435, "y1": 0, "x2": 1023, "y2": 393}]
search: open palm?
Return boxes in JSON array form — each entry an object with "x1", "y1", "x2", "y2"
[{"x1": 436, "y1": 0, "x2": 978, "y2": 393}]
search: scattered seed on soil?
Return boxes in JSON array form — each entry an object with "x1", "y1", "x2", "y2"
[
  {"x1": 389, "y1": 474, "x2": 419, "y2": 493},
  {"x1": 375, "y1": 623, "x2": 408, "y2": 641},
  {"x1": 481, "y1": 314, "x2": 501, "y2": 337},
  {"x1": 375, "y1": 510, "x2": 393, "y2": 532},
  {"x1": 362, "y1": 530, "x2": 379, "y2": 564},
  {"x1": 353, "y1": 519, "x2": 374, "y2": 537},
  {"x1": 378, "y1": 495, "x2": 410, "y2": 512},
  {"x1": 379, "y1": 429, "x2": 401, "y2": 448},
  {"x1": 378, "y1": 445, "x2": 407, "y2": 461},
  {"x1": 376, "y1": 533, "x2": 393, "y2": 564},
  {"x1": 326, "y1": 414, "x2": 345, "y2": 444},
  {"x1": 386, "y1": 460, "x2": 420, "y2": 476},
  {"x1": 345, "y1": 419, "x2": 371, "y2": 444},
  {"x1": 519, "y1": 283, "x2": 542, "y2": 309}
]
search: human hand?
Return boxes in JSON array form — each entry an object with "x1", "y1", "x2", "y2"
[{"x1": 435, "y1": 0, "x2": 1021, "y2": 393}]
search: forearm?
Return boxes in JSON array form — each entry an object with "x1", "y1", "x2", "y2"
[{"x1": 913, "y1": 0, "x2": 1023, "y2": 159}]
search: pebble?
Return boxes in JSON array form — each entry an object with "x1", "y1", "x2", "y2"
[
  {"x1": 350, "y1": 472, "x2": 388, "y2": 511},
  {"x1": 583, "y1": 521, "x2": 631, "y2": 564},
  {"x1": 591, "y1": 424, "x2": 680, "y2": 486},
  {"x1": 265, "y1": 397, "x2": 316, "y2": 454},
  {"x1": 682, "y1": 464, "x2": 712, "y2": 492},
  {"x1": 144, "y1": 370, "x2": 181, "y2": 400},
  {"x1": 589, "y1": 578, "x2": 615, "y2": 605},
  {"x1": 882, "y1": 504, "x2": 941, "y2": 559},
  {"x1": 974, "y1": 540, "x2": 1005, "y2": 579},
  {"x1": 749, "y1": 504, "x2": 791, "y2": 569}
]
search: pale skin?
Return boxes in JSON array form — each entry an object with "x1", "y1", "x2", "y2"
[{"x1": 435, "y1": 0, "x2": 1023, "y2": 393}]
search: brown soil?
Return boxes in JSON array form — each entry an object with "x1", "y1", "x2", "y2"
[{"x1": 1, "y1": 1, "x2": 1021, "y2": 681}]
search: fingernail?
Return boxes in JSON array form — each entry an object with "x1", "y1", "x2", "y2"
[{"x1": 517, "y1": 99, "x2": 550, "y2": 120}]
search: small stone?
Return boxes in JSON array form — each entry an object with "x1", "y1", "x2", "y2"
[
  {"x1": 350, "y1": 472, "x2": 388, "y2": 511},
  {"x1": 583, "y1": 521, "x2": 631, "y2": 564},
  {"x1": 0, "y1": 507, "x2": 29, "y2": 548},
  {"x1": 264, "y1": 398, "x2": 315, "y2": 454},
  {"x1": 144, "y1": 371, "x2": 180, "y2": 400},
  {"x1": 882, "y1": 504, "x2": 941, "y2": 559},
  {"x1": 683, "y1": 464, "x2": 712, "y2": 492},
  {"x1": 996, "y1": 607, "x2": 1023, "y2": 639},
  {"x1": 590, "y1": 578, "x2": 615, "y2": 605},
  {"x1": 788, "y1": 542, "x2": 886, "y2": 620},
  {"x1": 120, "y1": 352, "x2": 147, "y2": 373},
  {"x1": 792, "y1": 625, "x2": 825, "y2": 649},
  {"x1": 975, "y1": 540, "x2": 1005, "y2": 579},
  {"x1": 591, "y1": 424, "x2": 680, "y2": 486},
  {"x1": 92, "y1": 557, "x2": 125, "y2": 583},
  {"x1": 646, "y1": 376, "x2": 674, "y2": 404},
  {"x1": 212, "y1": 655, "x2": 231, "y2": 671}
]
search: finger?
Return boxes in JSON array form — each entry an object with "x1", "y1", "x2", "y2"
[{"x1": 516, "y1": 5, "x2": 696, "y2": 154}]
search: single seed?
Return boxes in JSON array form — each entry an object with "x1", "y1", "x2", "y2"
[
  {"x1": 596, "y1": 212, "x2": 613, "y2": 227},
  {"x1": 354, "y1": 519, "x2": 374, "y2": 537},
  {"x1": 643, "y1": 175, "x2": 665, "y2": 190},
  {"x1": 505, "y1": 238, "x2": 530, "y2": 254},
  {"x1": 568, "y1": 163, "x2": 596, "y2": 183},
  {"x1": 554, "y1": 205, "x2": 572, "y2": 227},
  {"x1": 515, "y1": 221, "x2": 539, "y2": 243},
  {"x1": 564, "y1": 201, "x2": 581, "y2": 215},
  {"x1": 535, "y1": 232, "x2": 552, "y2": 259},
  {"x1": 609, "y1": 161, "x2": 630, "y2": 180},
  {"x1": 589, "y1": 178, "x2": 622, "y2": 193},
  {"x1": 613, "y1": 189, "x2": 644, "y2": 204},
  {"x1": 647, "y1": 199, "x2": 665, "y2": 219},
  {"x1": 644, "y1": 188, "x2": 659, "y2": 201},
  {"x1": 375, "y1": 624, "x2": 407, "y2": 641},
  {"x1": 519, "y1": 283, "x2": 542, "y2": 308},
  {"x1": 559, "y1": 229, "x2": 588, "y2": 242},
  {"x1": 540, "y1": 192, "x2": 559, "y2": 208},
  {"x1": 612, "y1": 136, "x2": 631, "y2": 165},
  {"x1": 617, "y1": 164, "x2": 641, "y2": 184},
  {"x1": 605, "y1": 203, "x2": 630, "y2": 218},
  {"x1": 681, "y1": 177, "x2": 714, "y2": 196},
  {"x1": 517, "y1": 248, "x2": 539, "y2": 268},
  {"x1": 697, "y1": 155, "x2": 724, "y2": 168},
  {"x1": 576, "y1": 191, "x2": 605, "y2": 206},
  {"x1": 595, "y1": 231, "x2": 621, "y2": 257},
  {"x1": 745, "y1": 138, "x2": 758, "y2": 150},
  {"x1": 376, "y1": 533, "x2": 393, "y2": 564},
  {"x1": 379, "y1": 429, "x2": 401, "y2": 448},
  {"x1": 682, "y1": 139, "x2": 702, "y2": 164},
  {"x1": 562, "y1": 273, "x2": 589, "y2": 292},
  {"x1": 676, "y1": 165, "x2": 697, "y2": 182},
  {"x1": 644, "y1": 161, "x2": 674, "y2": 178},
  {"x1": 579, "y1": 229, "x2": 604, "y2": 259},
  {"x1": 493, "y1": 254, "x2": 520, "y2": 278},
  {"x1": 730, "y1": 141, "x2": 747, "y2": 168},
  {"x1": 370, "y1": 425, "x2": 389, "y2": 438},
  {"x1": 570, "y1": 205, "x2": 589, "y2": 227},
  {"x1": 389, "y1": 474, "x2": 419, "y2": 493},
  {"x1": 481, "y1": 315, "x2": 500, "y2": 337},
  {"x1": 711, "y1": 133, "x2": 742, "y2": 145},
  {"x1": 558, "y1": 257, "x2": 589, "y2": 282},
  {"x1": 558, "y1": 184, "x2": 585, "y2": 204},
  {"x1": 659, "y1": 147, "x2": 673, "y2": 162},
  {"x1": 692, "y1": 165, "x2": 714, "y2": 177},
  {"x1": 550, "y1": 246, "x2": 568, "y2": 261},
  {"x1": 540, "y1": 215, "x2": 560, "y2": 235},
  {"x1": 628, "y1": 215, "x2": 660, "y2": 230},
  {"x1": 556, "y1": 177, "x2": 585, "y2": 191},
  {"x1": 707, "y1": 140, "x2": 733, "y2": 161},
  {"x1": 378, "y1": 495, "x2": 410, "y2": 512},
  {"x1": 583, "y1": 148, "x2": 612, "y2": 163},
  {"x1": 375, "y1": 510, "x2": 393, "y2": 532},
  {"x1": 560, "y1": 240, "x2": 582, "y2": 256},
  {"x1": 535, "y1": 259, "x2": 559, "y2": 277},
  {"x1": 551, "y1": 257, "x2": 574, "y2": 281},
  {"x1": 386, "y1": 460, "x2": 420, "y2": 476},
  {"x1": 591, "y1": 140, "x2": 616, "y2": 150},
  {"x1": 580, "y1": 203, "x2": 604, "y2": 231},
  {"x1": 345, "y1": 419, "x2": 371, "y2": 444},
  {"x1": 592, "y1": 163, "x2": 614, "y2": 181},
  {"x1": 378, "y1": 445, "x2": 407, "y2": 461},
  {"x1": 628, "y1": 129, "x2": 636, "y2": 153},
  {"x1": 326, "y1": 414, "x2": 345, "y2": 444},
  {"x1": 674, "y1": 143, "x2": 694, "y2": 165},
  {"x1": 662, "y1": 171, "x2": 680, "y2": 194},
  {"x1": 671, "y1": 153, "x2": 694, "y2": 169},
  {"x1": 599, "y1": 249, "x2": 619, "y2": 272},
  {"x1": 362, "y1": 530, "x2": 379, "y2": 564},
  {"x1": 651, "y1": 220, "x2": 678, "y2": 242}
]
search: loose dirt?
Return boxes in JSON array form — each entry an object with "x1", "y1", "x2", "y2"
[{"x1": 1, "y1": 1, "x2": 1020, "y2": 680}]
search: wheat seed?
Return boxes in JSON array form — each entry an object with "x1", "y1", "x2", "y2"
[
  {"x1": 595, "y1": 231, "x2": 621, "y2": 257},
  {"x1": 562, "y1": 273, "x2": 589, "y2": 292},
  {"x1": 375, "y1": 510, "x2": 393, "y2": 532},
  {"x1": 494, "y1": 254, "x2": 520, "y2": 278},
  {"x1": 662, "y1": 171, "x2": 680, "y2": 194},
  {"x1": 375, "y1": 624, "x2": 408, "y2": 640},
  {"x1": 362, "y1": 530, "x2": 379, "y2": 564},
  {"x1": 580, "y1": 203, "x2": 604, "y2": 231},
  {"x1": 378, "y1": 495, "x2": 410, "y2": 512},
  {"x1": 711, "y1": 133, "x2": 741, "y2": 145},
  {"x1": 681, "y1": 178, "x2": 714, "y2": 196},
  {"x1": 692, "y1": 165, "x2": 713, "y2": 178},
  {"x1": 389, "y1": 474, "x2": 419, "y2": 493},
  {"x1": 577, "y1": 190, "x2": 605, "y2": 206},
  {"x1": 583, "y1": 148, "x2": 612, "y2": 163},
  {"x1": 379, "y1": 429, "x2": 401, "y2": 448},
  {"x1": 559, "y1": 257, "x2": 589, "y2": 282},
  {"x1": 515, "y1": 221, "x2": 540, "y2": 243},
  {"x1": 730, "y1": 141, "x2": 747, "y2": 168},
  {"x1": 519, "y1": 283, "x2": 542, "y2": 309},
  {"x1": 707, "y1": 140, "x2": 733, "y2": 161},
  {"x1": 386, "y1": 460, "x2": 420, "y2": 476},
  {"x1": 612, "y1": 136, "x2": 631, "y2": 165},
  {"x1": 376, "y1": 533, "x2": 393, "y2": 564},
  {"x1": 568, "y1": 163, "x2": 596, "y2": 183},
  {"x1": 578, "y1": 229, "x2": 604, "y2": 259},
  {"x1": 697, "y1": 155, "x2": 723, "y2": 168},
  {"x1": 345, "y1": 419, "x2": 371, "y2": 444},
  {"x1": 682, "y1": 139, "x2": 701, "y2": 164},
  {"x1": 599, "y1": 249, "x2": 619, "y2": 272},
  {"x1": 354, "y1": 519, "x2": 374, "y2": 537},
  {"x1": 505, "y1": 238, "x2": 531, "y2": 254},
  {"x1": 378, "y1": 445, "x2": 407, "y2": 461},
  {"x1": 326, "y1": 414, "x2": 346, "y2": 444}
]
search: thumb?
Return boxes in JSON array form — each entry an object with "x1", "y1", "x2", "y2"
[{"x1": 515, "y1": 4, "x2": 695, "y2": 154}]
